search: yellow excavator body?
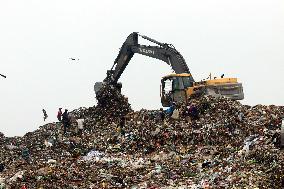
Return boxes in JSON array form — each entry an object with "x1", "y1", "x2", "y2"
[{"x1": 161, "y1": 73, "x2": 244, "y2": 106}]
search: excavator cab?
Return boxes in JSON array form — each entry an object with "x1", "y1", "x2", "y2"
[{"x1": 161, "y1": 74, "x2": 194, "y2": 107}]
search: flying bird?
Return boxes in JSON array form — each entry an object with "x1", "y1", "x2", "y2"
[
  {"x1": 0, "y1": 74, "x2": 6, "y2": 78},
  {"x1": 69, "y1": 58, "x2": 79, "y2": 61}
]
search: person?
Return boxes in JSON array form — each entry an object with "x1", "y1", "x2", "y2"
[
  {"x1": 62, "y1": 109, "x2": 70, "y2": 134},
  {"x1": 237, "y1": 112, "x2": 244, "y2": 122},
  {"x1": 158, "y1": 108, "x2": 165, "y2": 122},
  {"x1": 57, "y1": 108, "x2": 62, "y2": 122},
  {"x1": 21, "y1": 147, "x2": 30, "y2": 162},
  {"x1": 189, "y1": 104, "x2": 199, "y2": 120},
  {"x1": 76, "y1": 117, "x2": 85, "y2": 136},
  {"x1": 166, "y1": 102, "x2": 176, "y2": 117},
  {"x1": 171, "y1": 108, "x2": 180, "y2": 120},
  {"x1": 119, "y1": 117, "x2": 126, "y2": 128},
  {"x1": 42, "y1": 109, "x2": 48, "y2": 121},
  {"x1": 118, "y1": 117, "x2": 126, "y2": 136},
  {"x1": 69, "y1": 113, "x2": 76, "y2": 132}
]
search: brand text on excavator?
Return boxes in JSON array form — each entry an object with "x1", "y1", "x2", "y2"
[{"x1": 139, "y1": 48, "x2": 155, "y2": 55}]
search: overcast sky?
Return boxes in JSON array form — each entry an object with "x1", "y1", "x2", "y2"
[{"x1": 0, "y1": 0, "x2": 283, "y2": 137}]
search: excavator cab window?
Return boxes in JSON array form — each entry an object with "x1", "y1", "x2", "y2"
[
  {"x1": 172, "y1": 77, "x2": 180, "y2": 91},
  {"x1": 173, "y1": 77, "x2": 189, "y2": 91},
  {"x1": 164, "y1": 79, "x2": 173, "y2": 94},
  {"x1": 163, "y1": 76, "x2": 188, "y2": 92},
  {"x1": 182, "y1": 77, "x2": 194, "y2": 88}
]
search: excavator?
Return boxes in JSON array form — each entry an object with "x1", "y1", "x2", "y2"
[{"x1": 94, "y1": 32, "x2": 244, "y2": 107}]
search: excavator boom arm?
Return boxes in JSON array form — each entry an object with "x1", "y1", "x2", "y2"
[{"x1": 106, "y1": 32, "x2": 193, "y2": 84}]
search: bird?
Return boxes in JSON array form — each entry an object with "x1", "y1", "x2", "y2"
[
  {"x1": 69, "y1": 58, "x2": 79, "y2": 61},
  {"x1": 0, "y1": 74, "x2": 6, "y2": 78}
]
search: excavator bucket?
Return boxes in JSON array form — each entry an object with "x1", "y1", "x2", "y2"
[
  {"x1": 94, "y1": 82, "x2": 104, "y2": 96},
  {"x1": 94, "y1": 81, "x2": 123, "y2": 97}
]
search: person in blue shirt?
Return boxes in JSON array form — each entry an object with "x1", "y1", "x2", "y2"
[{"x1": 166, "y1": 102, "x2": 176, "y2": 116}]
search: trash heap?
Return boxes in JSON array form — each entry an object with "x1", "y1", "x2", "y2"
[
  {"x1": 0, "y1": 94, "x2": 284, "y2": 188},
  {"x1": 73, "y1": 84, "x2": 132, "y2": 122}
]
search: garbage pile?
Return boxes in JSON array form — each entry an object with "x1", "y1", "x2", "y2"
[
  {"x1": 73, "y1": 84, "x2": 132, "y2": 123},
  {"x1": 0, "y1": 95, "x2": 284, "y2": 188}
]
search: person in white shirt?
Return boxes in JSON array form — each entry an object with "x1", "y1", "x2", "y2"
[{"x1": 76, "y1": 118, "x2": 85, "y2": 136}]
